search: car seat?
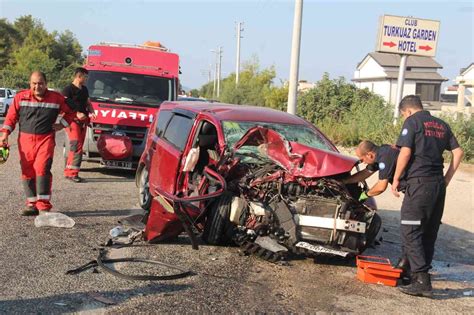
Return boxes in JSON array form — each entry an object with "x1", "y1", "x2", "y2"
[{"x1": 195, "y1": 122, "x2": 218, "y2": 174}]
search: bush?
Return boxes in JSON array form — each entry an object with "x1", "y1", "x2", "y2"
[
  {"x1": 298, "y1": 74, "x2": 401, "y2": 146},
  {"x1": 441, "y1": 115, "x2": 474, "y2": 162}
]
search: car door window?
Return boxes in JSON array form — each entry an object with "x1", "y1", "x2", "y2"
[
  {"x1": 163, "y1": 114, "x2": 194, "y2": 151},
  {"x1": 155, "y1": 110, "x2": 173, "y2": 137}
]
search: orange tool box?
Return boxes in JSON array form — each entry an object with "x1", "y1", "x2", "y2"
[{"x1": 356, "y1": 255, "x2": 403, "y2": 287}]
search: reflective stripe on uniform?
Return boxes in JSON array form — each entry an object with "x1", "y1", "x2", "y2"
[
  {"x1": 2, "y1": 125, "x2": 12, "y2": 132},
  {"x1": 37, "y1": 195, "x2": 51, "y2": 200},
  {"x1": 27, "y1": 197, "x2": 37, "y2": 202},
  {"x1": 60, "y1": 118, "x2": 69, "y2": 127},
  {"x1": 401, "y1": 220, "x2": 421, "y2": 225},
  {"x1": 20, "y1": 101, "x2": 60, "y2": 109}
]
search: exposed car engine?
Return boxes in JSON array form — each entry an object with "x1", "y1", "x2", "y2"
[{"x1": 202, "y1": 159, "x2": 380, "y2": 262}]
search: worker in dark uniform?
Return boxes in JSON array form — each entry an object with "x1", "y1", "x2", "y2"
[
  {"x1": 62, "y1": 67, "x2": 96, "y2": 182},
  {"x1": 391, "y1": 95, "x2": 464, "y2": 298},
  {"x1": 343, "y1": 140, "x2": 401, "y2": 200},
  {"x1": 344, "y1": 140, "x2": 411, "y2": 279}
]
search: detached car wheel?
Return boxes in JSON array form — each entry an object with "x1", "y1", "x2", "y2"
[
  {"x1": 138, "y1": 167, "x2": 152, "y2": 211},
  {"x1": 202, "y1": 193, "x2": 234, "y2": 245}
]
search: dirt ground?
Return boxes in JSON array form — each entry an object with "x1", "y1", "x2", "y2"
[{"x1": 0, "y1": 123, "x2": 473, "y2": 313}]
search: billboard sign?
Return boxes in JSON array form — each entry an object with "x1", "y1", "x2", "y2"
[{"x1": 376, "y1": 15, "x2": 440, "y2": 57}]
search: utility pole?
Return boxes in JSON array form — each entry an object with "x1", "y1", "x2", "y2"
[
  {"x1": 235, "y1": 22, "x2": 244, "y2": 85},
  {"x1": 217, "y1": 46, "x2": 222, "y2": 98},
  {"x1": 208, "y1": 63, "x2": 212, "y2": 83},
  {"x1": 394, "y1": 54, "x2": 408, "y2": 122},
  {"x1": 211, "y1": 50, "x2": 218, "y2": 98},
  {"x1": 287, "y1": 0, "x2": 303, "y2": 115}
]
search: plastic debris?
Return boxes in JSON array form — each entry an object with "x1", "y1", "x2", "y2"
[
  {"x1": 109, "y1": 226, "x2": 127, "y2": 238},
  {"x1": 54, "y1": 302, "x2": 67, "y2": 306},
  {"x1": 34, "y1": 212, "x2": 75, "y2": 228}
]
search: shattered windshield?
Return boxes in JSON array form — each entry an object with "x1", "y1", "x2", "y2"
[
  {"x1": 86, "y1": 70, "x2": 174, "y2": 107},
  {"x1": 223, "y1": 121, "x2": 334, "y2": 163}
]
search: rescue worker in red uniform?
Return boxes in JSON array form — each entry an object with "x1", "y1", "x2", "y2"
[
  {"x1": 62, "y1": 67, "x2": 96, "y2": 182},
  {"x1": 391, "y1": 95, "x2": 464, "y2": 298},
  {"x1": 0, "y1": 71, "x2": 76, "y2": 215}
]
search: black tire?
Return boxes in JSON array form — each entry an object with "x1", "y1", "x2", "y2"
[
  {"x1": 201, "y1": 193, "x2": 234, "y2": 245},
  {"x1": 138, "y1": 167, "x2": 152, "y2": 211}
]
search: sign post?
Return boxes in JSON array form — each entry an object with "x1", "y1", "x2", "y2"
[{"x1": 375, "y1": 15, "x2": 440, "y2": 121}]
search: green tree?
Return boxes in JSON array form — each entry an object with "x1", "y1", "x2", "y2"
[
  {"x1": 0, "y1": 19, "x2": 21, "y2": 67},
  {"x1": 2, "y1": 46, "x2": 57, "y2": 88},
  {"x1": 297, "y1": 73, "x2": 355, "y2": 123},
  {"x1": 264, "y1": 82, "x2": 288, "y2": 111},
  {"x1": 200, "y1": 59, "x2": 279, "y2": 107},
  {"x1": 0, "y1": 15, "x2": 83, "y2": 89}
]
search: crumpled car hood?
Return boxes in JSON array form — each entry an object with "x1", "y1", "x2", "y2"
[{"x1": 233, "y1": 126, "x2": 357, "y2": 178}]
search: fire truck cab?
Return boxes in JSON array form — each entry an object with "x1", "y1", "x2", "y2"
[{"x1": 82, "y1": 42, "x2": 179, "y2": 169}]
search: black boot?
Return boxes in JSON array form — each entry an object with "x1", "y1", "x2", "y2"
[
  {"x1": 399, "y1": 272, "x2": 433, "y2": 298},
  {"x1": 395, "y1": 257, "x2": 411, "y2": 284}
]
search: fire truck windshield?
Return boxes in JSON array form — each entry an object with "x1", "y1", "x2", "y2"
[{"x1": 87, "y1": 70, "x2": 174, "y2": 107}]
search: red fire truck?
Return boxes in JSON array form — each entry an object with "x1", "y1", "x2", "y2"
[{"x1": 80, "y1": 42, "x2": 179, "y2": 169}]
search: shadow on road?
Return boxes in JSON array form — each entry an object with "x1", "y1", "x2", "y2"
[
  {"x1": 74, "y1": 165, "x2": 135, "y2": 183},
  {"x1": 0, "y1": 284, "x2": 191, "y2": 314},
  {"x1": 81, "y1": 177, "x2": 135, "y2": 183},
  {"x1": 373, "y1": 209, "x2": 474, "y2": 266},
  {"x1": 431, "y1": 287, "x2": 474, "y2": 300},
  {"x1": 67, "y1": 209, "x2": 136, "y2": 218}
]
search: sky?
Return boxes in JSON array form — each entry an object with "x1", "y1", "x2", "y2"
[{"x1": 1, "y1": 0, "x2": 473, "y2": 90}]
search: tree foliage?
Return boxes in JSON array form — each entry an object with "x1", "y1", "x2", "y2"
[
  {"x1": 297, "y1": 74, "x2": 398, "y2": 145},
  {"x1": 199, "y1": 59, "x2": 288, "y2": 110},
  {"x1": 0, "y1": 15, "x2": 83, "y2": 89}
]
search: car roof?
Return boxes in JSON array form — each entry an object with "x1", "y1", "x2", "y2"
[
  {"x1": 160, "y1": 101, "x2": 311, "y2": 126},
  {"x1": 177, "y1": 97, "x2": 209, "y2": 102}
]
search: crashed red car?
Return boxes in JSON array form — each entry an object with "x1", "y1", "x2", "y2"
[{"x1": 136, "y1": 102, "x2": 380, "y2": 261}]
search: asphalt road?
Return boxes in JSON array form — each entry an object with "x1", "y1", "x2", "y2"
[{"x1": 0, "y1": 120, "x2": 473, "y2": 313}]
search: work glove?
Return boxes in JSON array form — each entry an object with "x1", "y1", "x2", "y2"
[
  {"x1": 358, "y1": 191, "x2": 369, "y2": 202},
  {"x1": 0, "y1": 145, "x2": 9, "y2": 164}
]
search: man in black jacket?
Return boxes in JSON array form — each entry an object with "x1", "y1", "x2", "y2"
[
  {"x1": 391, "y1": 95, "x2": 464, "y2": 298},
  {"x1": 62, "y1": 67, "x2": 96, "y2": 182}
]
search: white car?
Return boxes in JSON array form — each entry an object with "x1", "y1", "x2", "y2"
[{"x1": 0, "y1": 88, "x2": 16, "y2": 117}]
